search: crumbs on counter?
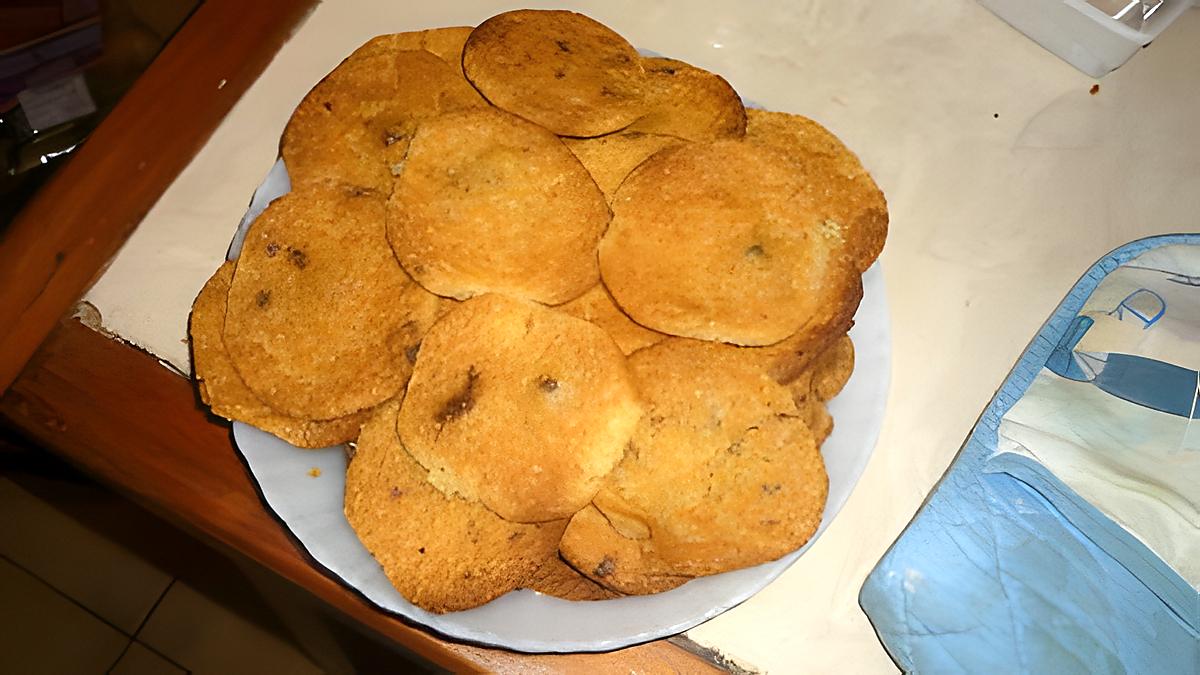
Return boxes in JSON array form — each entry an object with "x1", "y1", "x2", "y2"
[
  {"x1": 308, "y1": 467, "x2": 322, "y2": 478},
  {"x1": 1090, "y1": 84, "x2": 1100, "y2": 95}
]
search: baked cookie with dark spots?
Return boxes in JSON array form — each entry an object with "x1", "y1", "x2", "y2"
[
  {"x1": 558, "y1": 505, "x2": 691, "y2": 595},
  {"x1": 387, "y1": 108, "x2": 609, "y2": 304},
  {"x1": 745, "y1": 109, "x2": 888, "y2": 271},
  {"x1": 282, "y1": 48, "x2": 484, "y2": 193},
  {"x1": 625, "y1": 57, "x2": 746, "y2": 141},
  {"x1": 224, "y1": 186, "x2": 440, "y2": 420},
  {"x1": 397, "y1": 294, "x2": 642, "y2": 522},
  {"x1": 345, "y1": 401, "x2": 565, "y2": 613},
  {"x1": 190, "y1": 262, "x2": 369, "y2": 447},
  {"x1": 561, "y1": 339, "x2": 828, "y2": 590},
  {"x1": 599, "y1": 139, "x2": 861, "y2": 346},
  {"x1": 463, "y1": 10, "x2": 647, "y2": 137}
]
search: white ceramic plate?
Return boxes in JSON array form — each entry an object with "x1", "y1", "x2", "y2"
[{"x1": 229, "y1": 157, "x2": 890, "y2": 652}]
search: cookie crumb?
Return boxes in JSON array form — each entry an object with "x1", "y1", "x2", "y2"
[
  {"x1": 308, "y1": 467, "x2": 322, "y2": 478},
  {"x1": 1089, "y1": 83, "x2": 1100, "y2": 95}
]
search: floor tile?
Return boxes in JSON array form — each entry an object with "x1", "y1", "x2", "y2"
[
  {"x1": 138, "y1": 580, "x2": 323, "y2": 675},
  {"x1": 0, "y1": 557, "x2": 129, "y2": 675},
  {"x1": 110, "y1": 641, "x2": 188, "y2": 675},
  {"x1": 0, "y1": 476, "x2": 173, "y2": 634}
]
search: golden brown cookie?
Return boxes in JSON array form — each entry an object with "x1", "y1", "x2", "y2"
[
  {"x1": 345, "y1": 401, "x2": 566, "y2": 613},
  {"x1": 281, "y1": 48, "x2": 484, "y2": 192},
  {"x1": 755, "y1": 271, "x2": 861, "y2": 385},
  {"x1": 556, "y1": 284, "x2": 666, "y2": 355},
  {"x1": 352, "y1": 27, "x2": 476, "y2": 81},
  {"x1": 558, "y1": 505, "x2": 691, "y2": 595},
  {"x1": 625, "y1": 57, "x2": 746, "y2": 141},
  {"x1": 810, "y1": 334, "x2": 855, "y2": 401},
  {"x1": 224, "y1": 187, "x2": 441, "y2": 420},
  {"x1": 189, "y1": 262, "x2": 369, "y2": 448},
  {"x1": 462, "y1": 10, "x2": 646, "y2": 137},
  {"x1": 561, "y1": 339, "x2": 828, "y2": 590},
  {"x1": 387, "y1": 108, "x2": 610, "y2": 304},
  {"x1": 563, "y1": 131, "x2": 685, "y2": 202},
  {"x1": 397, "y1": 294, "x2": 643, "y2": 523},
  {"x1": 524, "y1": 555, "x2": 623, "y2": 601},
  {"x1": 745, "y1": 109, "x2": 887, "y2": 272},
  {"x1": 599, "y1": 139, "x2": 860, "y2": 346}
]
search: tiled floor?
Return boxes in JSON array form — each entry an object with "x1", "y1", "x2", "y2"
[{"x1": 0, "y1": 471, "x2": 326, "y2": 674}]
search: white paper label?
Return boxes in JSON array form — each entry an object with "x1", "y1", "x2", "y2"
[{"x1": 17, "y1": 73, "x2": 97, "y2": 131}]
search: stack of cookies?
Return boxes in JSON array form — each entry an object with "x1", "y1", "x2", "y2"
[{"x1": 189, "y1": 9, "x2": 887, "y2": 613}]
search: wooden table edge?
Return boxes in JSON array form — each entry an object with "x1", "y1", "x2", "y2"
[{"x1": 0, "y1": 0, "x2": 314, "y2": 392}]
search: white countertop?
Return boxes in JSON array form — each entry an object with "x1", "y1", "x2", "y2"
[{"x1": 82, "y1": 2, "x2": 1200, "y2": 671}]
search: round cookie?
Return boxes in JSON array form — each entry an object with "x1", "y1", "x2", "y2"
[
  {"x1": 190, "y1": 262, "x2": 369, "y2": 448},
  {"x1": 282, "y1": 48, "x2": 484, "y2": 193},
  {"x1": 561, "y1": 339, "x2": 828, "y2": 589},
  {"x1": 625, "y1": 57, "x2": 746, "y2": 141},
  {"x1": 556, "y1": 284, "x2": 666, "y2": 355},
  {"x1": 345, "y1": 401, "x2": 566, "y2": 613},
  {"x1": 397, "y1": 294, "x2": 643, "y2": 523},
  {"x1": 563, "y1": 130, "x2": 685, "y2": 202},
  {"x1": 745, "y1": 109, "x2": 888, "y2": 272},
  {"x1": 599, "y1": 139, "x2": 860, "y2": 346},
  {"x1": 224, "y1": 186, "x2": 441, "y2": 420},
  {"x1": 387, "y1": 108, "x2": 610, "y2": 304},
  {"x1": 462, "y1": 10, "x2": 646, "y2": 137}
]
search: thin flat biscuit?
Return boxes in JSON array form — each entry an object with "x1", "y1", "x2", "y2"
[
  {"x1": 561, "y1": 339, "x2": 827, "y2": 589},
  {"x1": 463, "y1": 10, "x2": 646, "y2": 137},
  {"x1": 387, "y1": 108, "x2": 609, "y2": 304},
  {"x1": 282, "y1": 48, "x2": 484, "y2": 192},
  {"x1": 556, "y1": 284, "x2": 666, "y2": 355},
  {"x1": 190, "y1": 262, "x2": 368, "y2": 448},
  {"x1": 224, "y1": 187, "x2": 441, "y2": 420},
  {"x1": 558, "y1": 505, "x2": 691, "y2": 595},
  {"x1": 810, "y1": 334, "x2": 855, "y2": 401},
  {"x1": 600, "y1": 139, "x2": 860, "y2": 346},
  {"x1": 345, "y1": 401, "x2": 565, "y2": 613},
  {"x1": 397, "y1": 294, "x2": 642, "y2": 523},
  {"x1": 625, "y1": 57, "x2": 746, "y2": 141},
  {"x1": 745, "y1": 109, "x2": 888, "y2": 271},
  {"x1": 524, "y1": 555, "x2": 623, "y2": 601},
  {"x1": 563, "y1": 130, "x2": 685, "y2": 202}
]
